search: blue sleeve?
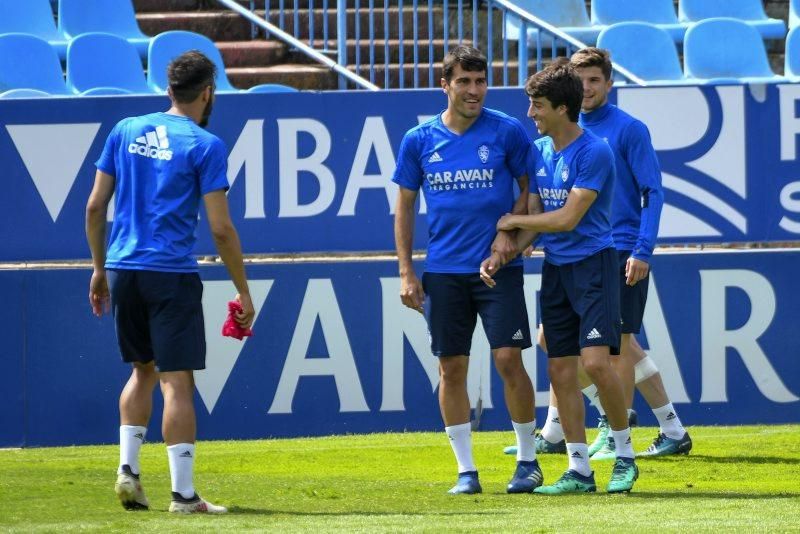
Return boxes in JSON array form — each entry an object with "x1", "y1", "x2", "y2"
[
  {"x1": 391, "y1": 130, "x2": 423, "y2": 191},
  {"x1": 526, "y1": 144, "x2": 541, "y2": 192},
  {"x1": 574, "y1": 141, "x2": 614, "y2": 193},
  {"x1": 505, "y1": 120, "x2": 531, "y2": 178},
  {"x1": 624, "y1": 120, "x2": 663, "y2": 262},
  {"x1": 194, "y1": 135, "x2": 230, "y2": 195},
  {"x1": 95, "y1": 120, "x2": 123, "y2": 176}
]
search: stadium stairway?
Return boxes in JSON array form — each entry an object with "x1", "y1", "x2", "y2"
[{"x1": 131, "y1": 0, "x2": 790, "y2": 90}]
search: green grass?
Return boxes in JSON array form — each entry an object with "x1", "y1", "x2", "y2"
[{"x1": 1, "y1": 425, "x2": 799, "y2": 532}]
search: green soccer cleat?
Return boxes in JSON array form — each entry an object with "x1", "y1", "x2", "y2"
[
  {"x1": 637, "y1": 431, "x2": 693, "y2": 457},
  {"x1": 503, "y1": 433, "x2": 567, "y2": 456},
  {"x1": 590, "y1": 436, "x2": 616, "y2": 461},
  {"x1": 533, "y1": 469, "x2": 596, "y2": 495},
  {"x1": 588, "y1": 416, "x2": 611, "y2": 457},
  {"x1": 606, "y1": 457, "x2": 639, "y2": 493}
]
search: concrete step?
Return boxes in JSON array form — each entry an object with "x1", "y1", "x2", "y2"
[
  {"x1": 217, "y1": 40, "x2": 288, "y2": 66},
  {"x1": 137, "y1": 11, "x2": 254, "y2": 41}
]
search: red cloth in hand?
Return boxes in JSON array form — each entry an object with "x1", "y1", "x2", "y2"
[{"x1": 222, "y1": 300, "x2": 252, "y2": 340}]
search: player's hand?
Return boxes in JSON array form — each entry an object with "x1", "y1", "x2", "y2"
[
  {"x1": 491, "y1": 230, "x2": 518, "y2": 265},
  {"x1": 399, "y1": 273, "x2": 425, "y2": 314},
  {"x1": 496, "y1": 213, "x2": 517, "y2": 232},
  {"x1": 235, "y1": 293, "x2": 256, "y2": 328},
  {"x1": 625, "y1": 257, "x2": 650, "y2": 286},
  {"x1": 89, "y1": 269, "x2": 110, "y2": 317},
  {"x1": 522, "y1": 245, "x2": 535, "y2": 258},
  {"x1": 479, "y1": 253, "x2": 502, "y2": 288}
]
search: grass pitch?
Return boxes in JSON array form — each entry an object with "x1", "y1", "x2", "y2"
[{"x1": 1, "y1": 425, "x2": 798, "y2": 532}]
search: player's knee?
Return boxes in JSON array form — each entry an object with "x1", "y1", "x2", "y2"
[
  {"x1": 439, "y1": 357, "x2": 468, "y2": 385},
  {"x1": 493, "y1": 352, "x2": 524, "y2": 382},
  {"x1": 634, "y1": 355, "x2": 659, "y2": 384}
]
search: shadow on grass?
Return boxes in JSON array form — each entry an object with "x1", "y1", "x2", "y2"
[
  {"x1": 650, "y1": 454, "x2": 800, "y2": 466},
  {"x1": 227, "y1": 507, "x2": 507, "y2": 516}
]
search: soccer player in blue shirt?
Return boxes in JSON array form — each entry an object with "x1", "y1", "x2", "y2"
[
  {"x1": 393, "y1": 45, "x2": 542, "y2": 495},
  {"x1": 482, "y1": 58, "x2": 639, "y2": 493},
  {"x1": 86, "y1": 51, "x2": 255, "y2": 514},
  {"x1": 529, "y1": 48, "x2": 691, "y2": 460}
]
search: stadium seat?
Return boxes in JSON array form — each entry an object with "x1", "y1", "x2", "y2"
[
  {"x1": 786, "y1": 27, "x2": 800, "y2": 79},
  {"x1": 504, "y1": 0, "x2": 603, "y2": 46},
  {"x1": 0, "y1": 88, "x2": 51, "y2": 99},
  {"x1": 67, "y1": 33, "x2": 153, "y2": 95},
  {"x1": 592, "y1": 0, "x2": 689, "y2": 42},
  {"x1": 247, "y1": 84, "x2": 299, "y2": 93},
  {"x1": 679, "y1": 0, "x2": 787, "y2": 40},
  {"x1": 683, "y1": 18, "x2": 784, "y2": 84},
  {"x1": 0, "y1": 0, "x2": 68, "y2": 60},
  {"x1": 597, "y1": 23, "x2": 693, "y2": 85},
  {"x1": 59, "y1": 0, "x2": 151, "y2": 57},
  {"x1": 0, "y1": 33, "x2": 71, "y2": 96},
  {"x1": 147, "y1": 31, "x2": 239, "y2": 93},
  {"x1": 791, "y1": 0, "x2": 800, "y2": 30}
]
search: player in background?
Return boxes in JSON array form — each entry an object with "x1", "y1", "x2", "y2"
[{"x1": 86, "y1": 51, "x2": 255, "y2": 514}]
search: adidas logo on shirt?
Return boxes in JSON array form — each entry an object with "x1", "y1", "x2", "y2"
[
  {"x1": 586, "y1": 328, "x2": 602, "y2": 340},
  {"x1": 536, "y1": 167, "x2": 547, "y2": 177},
  {"x1": 128, "y1": 125, "x2": 173, "y2": 160},
  {"x1": 511, "y1": 329, "x2": 524, "y2": 341},
  {"x1": 428, "y1": 151, "x2": 443, "y2": 163}
]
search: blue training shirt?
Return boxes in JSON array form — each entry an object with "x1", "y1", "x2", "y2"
[
  {"x1": 530, "y1": 129, "x2": 615, "y2": 266},
  {"x1": 95, "y1": 112, "x2": 230, "y2": 272},
  {"x1": 392, "y1": 108, "x2": 530, "y2": 273},
  {"x1": 580, "y1": 103, "x2": 664, "y2": 262}
]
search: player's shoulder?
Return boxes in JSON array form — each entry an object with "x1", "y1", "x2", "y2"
[
  {"x1": 580, "y1": 129, "x2": 614, "y2": 159},
  {"x1": 533, "y1": 135, "x2": 554, "y2": 153},
  {"x1": 481, "y1": 107, "x2": 525, "y2": 130},
  {"x1": 608, "y1": 105, "x2": 650, "y2": 135},
  {"x1": 403, "y1": 114, "x2": 438, "y2": 141}
]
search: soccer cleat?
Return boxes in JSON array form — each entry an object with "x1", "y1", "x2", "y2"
[
  {"x1": 169, "y1": 493, "x2": 228, "y2": 514},
  {"x1": 533, "y1": 469, "x2": 596, "y2": 495},
  {"x1": 637, "y1": 431, "x2": 693, "y2": 457},
  {"x1": 506, "y1": 460, "x2": 544, "y2": 493},
  {"x1": 590, "y1": 436, "x2": 616, "y2": 461},
  {"x1": 588, "y1": 416, "x2": 611, "y2": 457},
  {"x1": 114, "y1": 465, "x2": 149, "y2": 511},
  {"x1": 503, "y1": 433, "x2": 567, "y2": 456},
  {"x1": 606, "y1": 457, "x2": 639, "y2": 493},
  {"x1": 447, "y1": 471, "x2": 482, "y2": 495}
]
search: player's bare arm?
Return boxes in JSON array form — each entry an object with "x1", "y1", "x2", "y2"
[
  {"x1": 491, "y1": 174, "x2": 530, "y2": 264},
  {"x1": 394, "y1": 186, "x2": 424, "y2": 313},
  {"x1": 497, "y1": 187, "x2": 597, "y2": 233},
  {"x1": 85, "y1": 170, "x2": 115, "y2": 317}
]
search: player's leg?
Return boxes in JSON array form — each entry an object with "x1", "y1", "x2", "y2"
[
  {"x1": 423, "y1": 272, "x2": 481, "y2": 494},
  {"x1": 629, "y1": 337, "x2": 692, "y2": 456},
  {"x1": 145, "y1": 271, "x2": 227, "y2": 513},
  {"x1": 108, "y1": 269, "x2": 156, "y2": 510}
]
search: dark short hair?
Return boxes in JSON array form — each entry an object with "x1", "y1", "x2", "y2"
[
  {"x1": 570, "y1": 47, "x2": 613, "y2": 81},
  {"x1": 167, "y1": 50, "x2": 217, "y2": 103},
  {"x1": 442, "y1": 45, "x2": 487, "y2": 82},
  {"x1": 524, "y1": 58, "x2": 583, "y2": 122}
]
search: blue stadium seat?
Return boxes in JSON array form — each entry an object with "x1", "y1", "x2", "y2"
[
  {"x1": 0, "y1": 33, "x2": 70, "y2": 96},
  {"x1": 597, "y1": 22, "x2": 693, "y2": 85},
  {"x1": 786, "y1": 27, "x2": 800, "y2": 79},
  {"x1": 791, "y1": 0, "x2": 800, "y2": 30},
  {"x1": 67, "y1": 33, "x2": 153, "y2": 95},
  {"x1": 683, "y1": 18, "x2": 784, "y2": 84},
  {"x1": 679, "y1": 0, "x2": 787, "y2": 40},
  {"x1": 59, "y1": 0, "x2": 151, "y2": 57},
  {"x1": 0, "y1": 88, "x2": 52, "y2": 99},
  {"x1": 247, "y1": 84, "x2": 299, "y2": 93},
  {"x1": 504, "y1": 0, "x2": 602, "y2": 45},
  {"x1": 592, "y1": 0, "x2": 689, "y2": 42},
  {"x1": 0, "y1": 0, "x2": 68, "y2": 60},
  {"x1": 147, "y1": 31, "x2": 239, "y2": 94}
]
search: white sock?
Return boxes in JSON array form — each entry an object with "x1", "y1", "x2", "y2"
[
  {"x1": 512, "y1": 419, "x2": 537, "y2": 462},
  {"x1": 653, "y1": 403, "x2": 686, "y2": 439},
  {"x1": 167, "y1": 443, "x2": 196, "y2": 499},
  {"x1": 119, "y1": 425, "x2": 146, "y2": 475},
  {"x1": 566, "y1": 443, "x2": 591, "y2": 476},
  {"x1": 445, "y1": 422, "x2": 476, "y2": 473},
  {"x1": 582, "y1": 384, "x2": 605, "y2": 416},
  {"x1": 611, "y1": 428, "x2": 634, "y2": 459},
  {"x1": 541, "y1": 406, "x2": 564, "y2": 443}
]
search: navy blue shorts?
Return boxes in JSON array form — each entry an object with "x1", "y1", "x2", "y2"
[
  {"x1": 540, "y1": 247, "x2": 621, "y2": 358},
  {"x1": 108, "y1": 269, "x2": 206, "y2": 372},
  {"x1": 422, "y1": 266, "x2": 532, "y2": 357},
  {"x1": 618, "y1": 249, "x2": 649, "y2": 334}
]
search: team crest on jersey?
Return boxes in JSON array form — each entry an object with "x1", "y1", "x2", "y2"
[
  {"x1": 561, "y1": 166, "x2": 569, "y2": 182},
  {"x1": 478, "y1": 144, "x2": 489, "y2": 163}
]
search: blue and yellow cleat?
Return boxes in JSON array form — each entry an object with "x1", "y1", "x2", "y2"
[
  {"x1": 448, "y1": 471, "x2": 482, "y2": 495},
  {"x1": 637, "y1": 431, "x2": 693, "y2": 457},
  {"x1": 533, "y1": 469, "x2": 596, "y2": 495},
  {"x1": 506, "y1": 460, "x2": 544, "y2": 494},
  {"x1": 606, "y1": 457, "x2": 639, "y2": 493}
]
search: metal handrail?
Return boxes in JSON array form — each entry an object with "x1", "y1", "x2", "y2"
[{"x1": 214, "y1": 0, "x2": 380, "y2": 91}]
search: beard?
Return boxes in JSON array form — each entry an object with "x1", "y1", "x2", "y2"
[{"x1": 199, "y1": 97, "x2": 214, "y2": 128}]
